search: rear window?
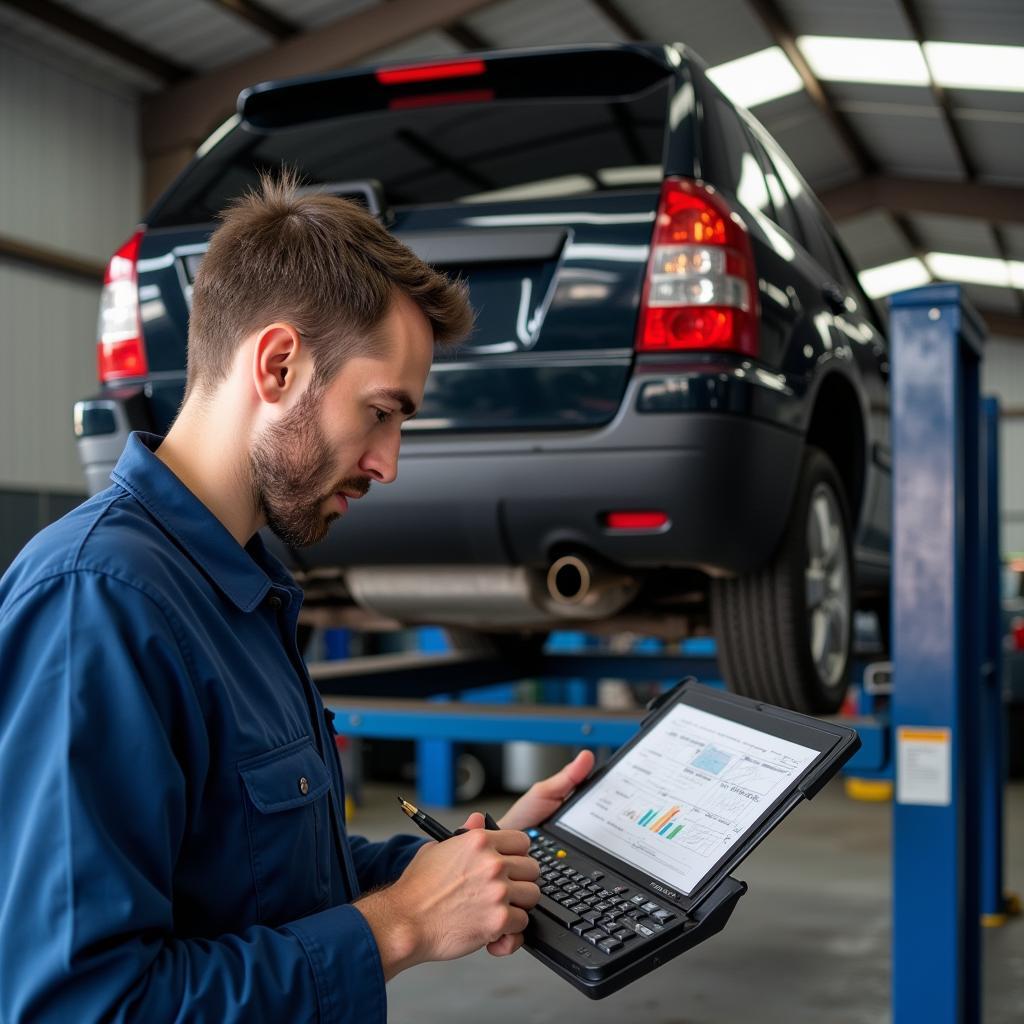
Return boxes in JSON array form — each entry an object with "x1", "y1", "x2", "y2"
[{"x1": 151, "y1": 79, "x2": 671, "y2": 227}]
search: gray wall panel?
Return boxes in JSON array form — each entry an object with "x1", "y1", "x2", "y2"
[{"x1": 0, "y1": 35, "x2": 142, "y2": 493}]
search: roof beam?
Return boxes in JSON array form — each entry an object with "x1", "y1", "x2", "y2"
[
  {"x1": 141, "y1": 0, "x2": 500, "y2": 160},
  {"x1": 820, "y1": 176, "x2": 1024, "y2": 226},
  {"x1": 978, "y1": 311, "x2": 1024, "y2": 340},
  {"x1": 0, "y1": 233, "x2": 105, "y2": 284},
  {"x1": 893, "y1": 0, "x2": 1024, "y2": 316},
  {"x1": 0, "y1": 0, "x2": 189, "y2": 83},
  {"x1": 746, "y1": 0, "x2": 875, "y2": 175}
]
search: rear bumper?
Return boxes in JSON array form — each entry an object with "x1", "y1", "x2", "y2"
[
  {"x1": 305, "y1": 408, "x2": 804, "y2": 578},
  {"x1": 75, "y1": 382, "x2": 805, "y2": 579}
]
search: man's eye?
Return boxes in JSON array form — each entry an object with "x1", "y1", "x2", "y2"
[{"x1": 374, "y1": 408, "x2": 393, "y2": 425}]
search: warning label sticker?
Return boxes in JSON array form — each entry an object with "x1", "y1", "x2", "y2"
[{"x1": 896, "y1": 727, "x2": 952, "y2": 806}]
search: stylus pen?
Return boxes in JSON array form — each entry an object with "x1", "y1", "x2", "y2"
[{"x1": 397, "y1": 796, "x2": 500, "y2": 841}]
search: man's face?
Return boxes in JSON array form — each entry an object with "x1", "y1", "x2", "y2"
[{"x1": 249, "y1": 293, "x2": 434, "y2": 548}]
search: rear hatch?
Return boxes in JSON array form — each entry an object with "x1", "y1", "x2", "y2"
[{"x1": 142, "y1": 47, "x2": 678, "y2": 432}]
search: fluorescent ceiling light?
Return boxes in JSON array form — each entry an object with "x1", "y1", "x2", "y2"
[
  {"x1": 797, "y1": 36, "x2": 929, "y2": 86},
  {"x1": 706, "y1": 47, "x2": 804, "y2": 108},
  {"x1": 926, "y1": 252, "x2": 1024, "y2": 289},
  {"x1": 859, "y1": 257, "x2": 931, "y2": 298},
  {"x1": 924, "y1": 41, "x2": 1024, "y2": 92}
]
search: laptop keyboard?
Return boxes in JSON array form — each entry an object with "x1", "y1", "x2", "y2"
[{"x1": 528, "y1": 829, "x2": 683, "y2": 955}]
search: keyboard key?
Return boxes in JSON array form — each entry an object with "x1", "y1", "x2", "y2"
[
  {"x1": 535, "y1": 895, "x2": 583, "y2": 931},
  {"x1": 607, "y1": 895, "x2": 624, "y2": 905},
  {"x1": 562, "y1": 884, "x2": 580, "y2": 894},
  {"x1": 652, "y1": 910, "x2": 675, "y2": 924},
  {"x1": 630, "y1": 895, "x2": 646, "y2": 905},
  {"x1": 612, "y1": 886, "x2": 630, "y2": 895},
  {"x1": 589, "y1": 871, "x2": 604, "y2": 881},
  {"x1": 597, "y1": 889, "x2": 612, "y2": 899},
  {"x1": 641, "y1": 902, "x2": 660, "y2": 914},
  {"x1": 613, "y1": 929, "x2": 635, "y2": 942},
  {"x1": 636, "y1": 924, "x2": 656, "y2": 938},
  {"x1": 562, "y1": 900, "x2": 581, "y2": 913},
  {"x1": 571, "y1": 921, "x2": 590, "y2": 936},
  {"x1": 586, "y1": 882, "x2": 602, "y2": 893},
  {"x1": 598, "y1": 919, "x2": 620, "y2": 934},
  {"x1": 606, "y1": 907, "x2": 625, "y2": 919},
  {"x1": 583, "y1": 929, "x2": 606, "y2": 945},
  {"x1": 597, "y1": 936, "x2": 623, "y2": 954},
  {"x1": 581, "y1": 910, "x2": 602, "y2": 924},
  {"x1": 541, "y1": 886, "x2": 558, "y2": 897},
  {"x1": 593, "y1": 901, "x2": 611, "y2": 913}
]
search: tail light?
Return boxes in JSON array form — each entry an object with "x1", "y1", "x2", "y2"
[
  {"x1": 97, "y1": 229, "x2": 148, "y2": 382},
  {"x1": 636, "y1": 178, "x2": 759, "y2": 356},
  {"x1": 375, "y1": 59, "x2": 486, "y2": 85}
]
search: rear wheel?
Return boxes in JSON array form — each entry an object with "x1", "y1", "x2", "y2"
[{"x1": 711, "y1": 446, "x2": 853, "y2": 714}]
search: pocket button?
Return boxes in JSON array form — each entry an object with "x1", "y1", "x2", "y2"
[{"x1": 299, "y1": 776, "x2": 309, "y2": 795}]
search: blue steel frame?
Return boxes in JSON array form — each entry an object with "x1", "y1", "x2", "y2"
[
  {"x1": 889, "y1": 284, "x2": 985, "y2": 1024},
  {"x1": 980, "y1": 396, "x2": 1006, "y2": 921}
]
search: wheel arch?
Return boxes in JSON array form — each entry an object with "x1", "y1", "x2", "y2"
[{"x1": 804, "y1": 372, "x2": 867, "y2": 527}]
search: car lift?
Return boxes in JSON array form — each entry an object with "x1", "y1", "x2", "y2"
[{"x1": 311, "y1": 284, "x2": 1013, "y2": 1023}]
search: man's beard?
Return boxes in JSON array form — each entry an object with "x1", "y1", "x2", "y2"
[{"x1": 249, "y1": 386, "x2": 370, "y2": 549}]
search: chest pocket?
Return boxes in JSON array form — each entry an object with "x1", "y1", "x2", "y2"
[{"x1": 238, "y1": 738, "x2": 332, "y2": 926}]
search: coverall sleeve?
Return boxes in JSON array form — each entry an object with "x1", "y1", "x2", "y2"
[
  {"x1": 347, "y1": 833, "x2": 429, "y2": 891},
  {"x1": 0, "y1": 570, "x2": 385, "y2": 1024}
]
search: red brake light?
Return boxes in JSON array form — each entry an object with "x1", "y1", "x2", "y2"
[
  {"x1": 376, "y1": 59, "x2": 486, "y2": 85},
  {"x1": 97, "y1": 229, "x2": 148, "y2": 383},
  {"x1": 604, "y1": 511, "x2": 670, "y2": 531},
  {"x1": 635, "y1": 178, "x2": 758, "y2": 356}
]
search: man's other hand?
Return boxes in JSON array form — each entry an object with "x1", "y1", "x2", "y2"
[{"x1": 496, "y1": 749, "x2": 595, "y2": 832}]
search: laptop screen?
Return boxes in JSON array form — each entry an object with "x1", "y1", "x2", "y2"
[{"x1": 555, "y1": 701, "x2": 820, "y2": 896}]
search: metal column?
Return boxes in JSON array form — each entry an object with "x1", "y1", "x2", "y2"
[
  {"x1": 980, "y1": 396, "x2": 1007, "y2": 924},
  {"x1": 890, "y1": 284, "x2": 985, "y2": 1024}
]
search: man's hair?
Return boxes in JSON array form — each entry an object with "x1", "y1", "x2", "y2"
[{"x1": 185, "y1": 170, "x2": 473, "y2": 397}]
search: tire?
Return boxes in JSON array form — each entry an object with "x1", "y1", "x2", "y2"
[{"x1": 711, "y1": 446, "x2": 853, "y2": 714}]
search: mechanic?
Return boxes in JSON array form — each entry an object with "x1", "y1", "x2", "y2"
[{"x1": 0, "y1": 173, "x2": 595, "y2": 1023}]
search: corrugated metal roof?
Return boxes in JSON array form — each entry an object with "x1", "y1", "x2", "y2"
[
  {"x1": 835, "y1": 210, "x2": 912, "y2": 268},
  {"x1": 258, "y1": 0, "x2": 381, "y2": 31},
  {"x1": 0, "y1": 3, "x2": 161, "y2": 94},
  {"x1": 775, "y1": 0, "x2": 912, "y2": 41},
  {"x1": 361, "y1": 29, "x2": 464, "y2": 67},
  {"x1": 6, "y1": 0, "x2": 1023, "y2": 318},
  {"x1": 58, "y1": 0, "x2": 272, "y2": 72},
  {"x1": 626, "y1": 0, "x2": 775, "y2": 66},
  {"x1": 911, "y1": 213, "x2": 1003, "y2": 258},
  {"x1": 922, "y1": 0, "x2": 1024, "y2": 47},
  {"x1": 465, "y1": 0, "x2": 627, "y2": 49}
]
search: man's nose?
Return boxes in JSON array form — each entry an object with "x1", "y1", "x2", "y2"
[{"x1": 359, "y1": 436, "x2": 400, "y2": 484}]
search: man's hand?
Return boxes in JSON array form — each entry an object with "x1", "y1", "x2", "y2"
[
  {"x1": 497, "y1": 749, "x2": 595, "y2": 832},
  {"x1": 355, "y1": 819, "x2": 540, "y2": 979}
]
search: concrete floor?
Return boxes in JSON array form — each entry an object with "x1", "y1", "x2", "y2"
[{"x1": 350, "y1": 777, "x2": 1024, "y2": 1023}]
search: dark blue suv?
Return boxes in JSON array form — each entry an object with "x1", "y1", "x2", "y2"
[{"x1": 75, "y1": 44, "x2": 890, "y2": 713}]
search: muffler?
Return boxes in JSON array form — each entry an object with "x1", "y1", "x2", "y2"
[{"x1": 344, "y1": 557, "x2": 637, "y2": 629}]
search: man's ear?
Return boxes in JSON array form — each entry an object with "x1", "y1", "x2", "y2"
[{"x1": 252, "y1": 323, "x2": 303, "y2": 404}]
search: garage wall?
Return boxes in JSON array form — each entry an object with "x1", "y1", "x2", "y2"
[
  {"x1": 981, "y1": 336, "x2": 1024, "y2": 555},
  {"x1": 0, "y1": 35, "x2": 143, "y2": 568}
]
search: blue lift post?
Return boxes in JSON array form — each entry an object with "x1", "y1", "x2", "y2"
[
  {"x1": 980, "y1": 396, "x2": 1007, "y2": 926},
  {"x1": 889, "y1": 283, "x2": 990, "y2": 1024}
]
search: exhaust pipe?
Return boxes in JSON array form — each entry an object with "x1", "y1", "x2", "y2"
[
  {"x1": 341, "y1": 556, "x2": 638, "y2": 629},
  {"x1": 545, "y1": 554, "x2": 637, "y2": 617}
]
